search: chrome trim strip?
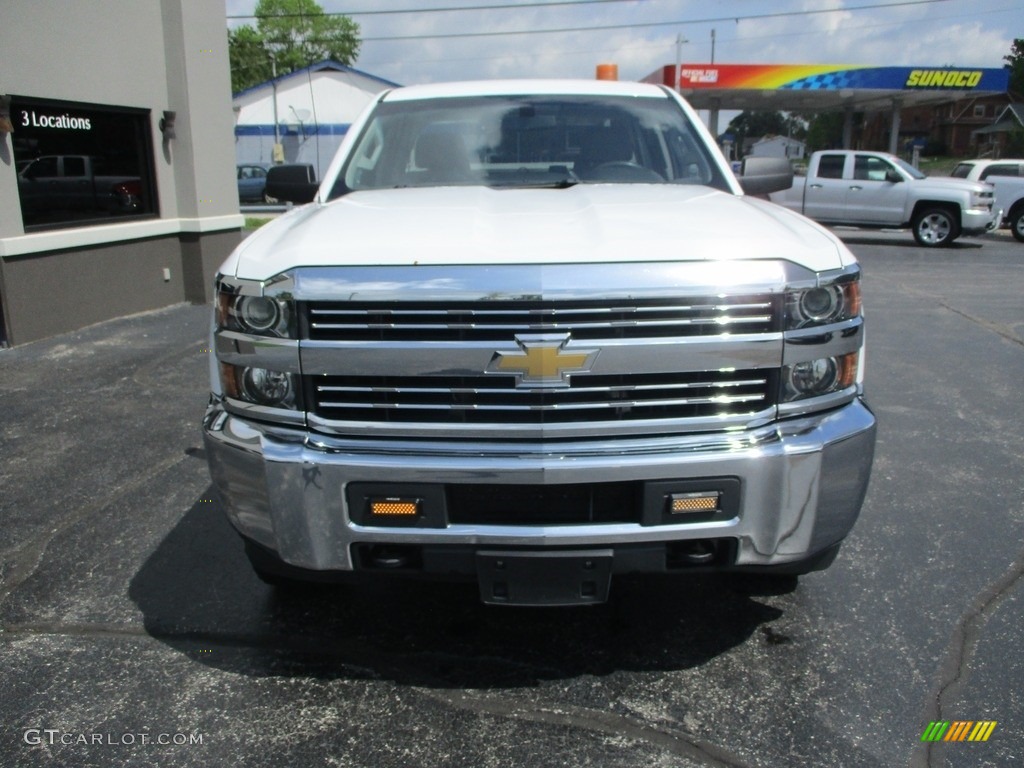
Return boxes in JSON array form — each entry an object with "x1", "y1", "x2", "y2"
[
  {"x1": 309, "y1": 301, "x2": 774, "y2": 317},
  {"x1": 289, "y1": 261, "x2": 809, "y2": 302},
  {"x1": 223, "y1": 396, "x2": 306, "y2": 426},
  {"x1": 310, "y1": 315, "x2": 774, "y2": 332},
  {"x1": 316, "y1": 394, "x2": 767, "y2": 412},
  {"x1": 305, "y1": 425, "x2": 779, "y2": 458},
  {"x1": 215, "y1": 330, "x2": 301, "y2": 373},
  {"x1": 299, "y1": 334, "x2": 784, "y2": 376},
  {"x1": 306, "y1": 406, "x2": 778, "y2": 439},
  {"x1": 777, "y1": 387, "x2": 858, "y2": 418},
  {"x1": 782, "y1": 319, "x2": 864, "y2": 364},
  {"x1": 317, "y1": 377, "x2": 768, "y2": 396},
  {"x1": 218, "y1": 272, "x2": 296, "y2": 298}
]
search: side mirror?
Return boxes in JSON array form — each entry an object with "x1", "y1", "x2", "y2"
[
  {"x1": 265, "y1": 164, "x2": 319, "y2": 204},
  {"x1": 738, "y1": 156, "x2": 794, "y2": 196},
  {"x1": 885, "y1": 169, "x2": 903, "y2": 183}
]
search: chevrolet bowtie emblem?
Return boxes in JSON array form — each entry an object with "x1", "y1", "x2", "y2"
[{"x1": 487, "y1": 334, "x2": 599, "y2": 388}]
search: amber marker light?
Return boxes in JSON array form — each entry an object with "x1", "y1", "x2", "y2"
[
  {"x1": 844, "y1": 280, "x2": 862, "y2": 318},
  {"x1": 837, "y1": 351, "x2": 859, "y2": 390},
  {"x1": 669, "y1": 492, "x2": 720, "y2": 514},
  {"x1": 370, "y1": 498, "x2": 420, "y2": 517},
  {"x1": 219, "y1": 362, "x2": 241, "y2": 399}
]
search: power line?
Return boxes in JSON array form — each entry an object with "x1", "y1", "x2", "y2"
[
  {"x1": 227, "y1": 0, "x2": 649, "y2": 19},
  {"x1": 358, "y1": 0, "x2": 954, "y2": 42},
  {"x1": 360, "y1": 3, "x2": 1018, "y2": 68},
  {"x1": 228, "y1": 0, "x2": 954, "y2": 33}
]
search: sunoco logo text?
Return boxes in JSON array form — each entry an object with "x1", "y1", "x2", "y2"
[{"x1": 905, "y1": 70, "x2": 982, "y2": 88}]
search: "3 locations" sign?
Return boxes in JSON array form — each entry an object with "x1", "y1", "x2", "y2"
[{"x1": 19, "y1": 109, "x2": 92, "y2": 131}]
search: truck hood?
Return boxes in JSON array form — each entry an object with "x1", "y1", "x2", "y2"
[
  {"x1": 913, "y1": 176, "x2": 990, "y2": 194},
  {"x1": 226, "y1": 185, "x2": 853, "y2": 280}
]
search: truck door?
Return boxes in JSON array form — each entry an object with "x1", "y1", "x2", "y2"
[
  {"x1": 59, "y1": 156, "x2": 95, "y2": 212},
  {"x1": 18, "y1": 156, "x2": 61, "y2": 218},
  {"x1": 844, "y1": 154, "x2": 906, "y2": 225},
  {"x1": 802, "y1": 153, "x2": 850, "y2": 221}
]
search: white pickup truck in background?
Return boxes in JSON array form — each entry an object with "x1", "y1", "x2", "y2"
[
  {"x1": 770, "y1": 150, "x2": 1000, "y2": 247},
  {"x1": 947, "y1": 158, "x2": 1024, "y2": 242},
  {"x1": 989, "y1": 176, "x2": 1024, "y2": 242}
]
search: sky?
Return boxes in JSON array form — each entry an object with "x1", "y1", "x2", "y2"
[{"x1": 224, "y1": 0, "x2": 1022, "y2": 88}]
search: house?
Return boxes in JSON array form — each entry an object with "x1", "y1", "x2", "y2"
[
  {"x1": 972, "y1": 103, "x2": 1024, "y2": 158},
  {"x1": 233, "y1": 61, "x2": 398, "y2": 181},
  {"x1": 749, "y1": 135, "x2": 806, "y2": 160},
  {"x1": 862, "y1": 93, "x2": 1019, "y2": 156}
]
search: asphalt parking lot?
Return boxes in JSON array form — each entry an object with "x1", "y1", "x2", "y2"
[{"x1": 1, "y1": 229, "x2": 1021, "y2": 767}]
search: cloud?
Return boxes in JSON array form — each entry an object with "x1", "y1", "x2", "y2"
[{"x1": 225, "y1": 0, "x2": 1020, "y2": 85}]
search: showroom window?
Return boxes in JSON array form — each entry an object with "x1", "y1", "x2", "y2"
[{"x1": 10, "y1": 96, "x2": 158, "y2": 230}]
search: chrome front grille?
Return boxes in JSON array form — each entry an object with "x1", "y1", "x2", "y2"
[
  {"x1": 305, "y1": 296, "x2": 777, "y2": 342},
  {"x1": 309, "y1": 370, "x2": 775, "y2": 425}
]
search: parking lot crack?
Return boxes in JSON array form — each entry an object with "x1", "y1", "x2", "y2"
[
  {"x1": 938, "y1": 301, "x2": 1024, "y2": 348},
  {"x1": 913, "y1": 547, "x2": 1024, "y2": 767},
  {"x1": 420, "y1": 689, "x2": 755, "y2": 767}
]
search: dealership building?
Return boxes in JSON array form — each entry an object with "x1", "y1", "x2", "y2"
[{"x1": 0, "y1": 0, "x2": 242, "y2": 346}]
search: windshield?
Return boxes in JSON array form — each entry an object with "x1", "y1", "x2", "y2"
[
  {"x1": 893, "y1": 157, "x2": 927, "y2": 180},
  {"x1": 332, "y1": 94, "x2": 730, "y2": 197}
]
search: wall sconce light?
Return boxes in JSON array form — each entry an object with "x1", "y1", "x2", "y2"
[
  {"x1": 159, "y1": 110, "x2": 176, "y2": 140},
  {"x1": 0, "y1": 95, "x2": 12, "y2": 134}
]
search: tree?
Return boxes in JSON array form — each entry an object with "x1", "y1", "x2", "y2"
[
  {"x1": 229, "y1": 0, "x2": 360, "y2": 93},
  {"x1": 1005, "y1": 38, "x2": 1024, "y2": 98},
  {"x1": 229, "y1": 26, "x2": 273, "y2": 93},
  {"x1": 802, "y1": 112, "x2": 848, "y2": 153},
  {"x1": 723, "y1": 111, "x2": 804, "y2": 155}
]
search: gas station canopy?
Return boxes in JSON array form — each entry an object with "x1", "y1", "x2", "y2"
[
  {"x1": 643, "y1": 63, "x2": 1010, "y2": 151},
  {"x1": 645, "y1": 63, "x2": 1009, "y2": 112}
]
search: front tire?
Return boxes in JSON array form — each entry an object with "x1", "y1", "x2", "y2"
[{"x1": 912, "y1": 207, "x2": 958, "y2": 247}]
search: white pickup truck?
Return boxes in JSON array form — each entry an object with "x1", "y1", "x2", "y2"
[
  {"x1": 203, "y1": 80, "x2": 876, "y2": 605},
  {"x1": 936, "y1": 159, "x2": 1024, "y2": 242},
  {"x1": 770, "y1": 150, "x2": 1000, "y2": 247},
  {"x1": 990, "y1": 176, "x2": 1024, "y2": 242}
]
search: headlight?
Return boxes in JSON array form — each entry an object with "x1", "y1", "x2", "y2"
[
  {"x1": 788, "y1": 357, "x2": 838, "y2": 395},
  {"x1": 781, "y1": 352, "x2": 859, "y2": 402},
  {"x1": 213, "y1": 274, "x2": 301, "y2": 419},
  {"x1": 220, "y1": 363, "x2": 300, "y2": 410},
  {"x1": 238, "y1": 296, "x2": 281, "y2": 332},
  {"x1": 970, "y1": 189, "x2": 993, "y2": 210},
  {"x1": 785, "y1": 276, "x2": 860, "y2": 329},
  {"x1": 241, "y1": 367, "x2": 293, "y2": 406},
  {"x1": 217, "y1": 288, "x2": 294, "y2": 338}
]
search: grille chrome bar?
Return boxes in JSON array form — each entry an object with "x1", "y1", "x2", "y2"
[
  {"x1": 317, "y1": 378, "x2": 768, "y2": 396},
  {"x1": 306, "y1": 296, "x2": 777, "y2": 342},
  {"x1": 311, "y1": 317, "x2": 773, "y2": 331},
  {"x1": 310, "y1": 371, "x2": 773, "y2": 426},
  {"x1": 317, "y1": 395, "x2": 767, "y2": 412},
  {"x1": 309, "y1": 303, "x2": 773, "y2": 319}
]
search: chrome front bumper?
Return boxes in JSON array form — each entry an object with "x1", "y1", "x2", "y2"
[
  {"x1": 962, "y1": 206, "x2": 1002, "y2": 235},
  {"x1": 203, "y1": 399, "x2": 876, "y2": 573}
]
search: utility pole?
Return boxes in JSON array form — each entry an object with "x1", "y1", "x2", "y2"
[
  {"x1": 675, "y1": 33, "x2": 688, "y2": 93},
  {"x1": 711, "y1": 29, "x2": 716, "y2": 64}
]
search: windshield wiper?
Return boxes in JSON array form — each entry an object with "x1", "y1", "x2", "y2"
[{"x1": 487, "y1": 173, "x2": 581, "y2": 190}]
